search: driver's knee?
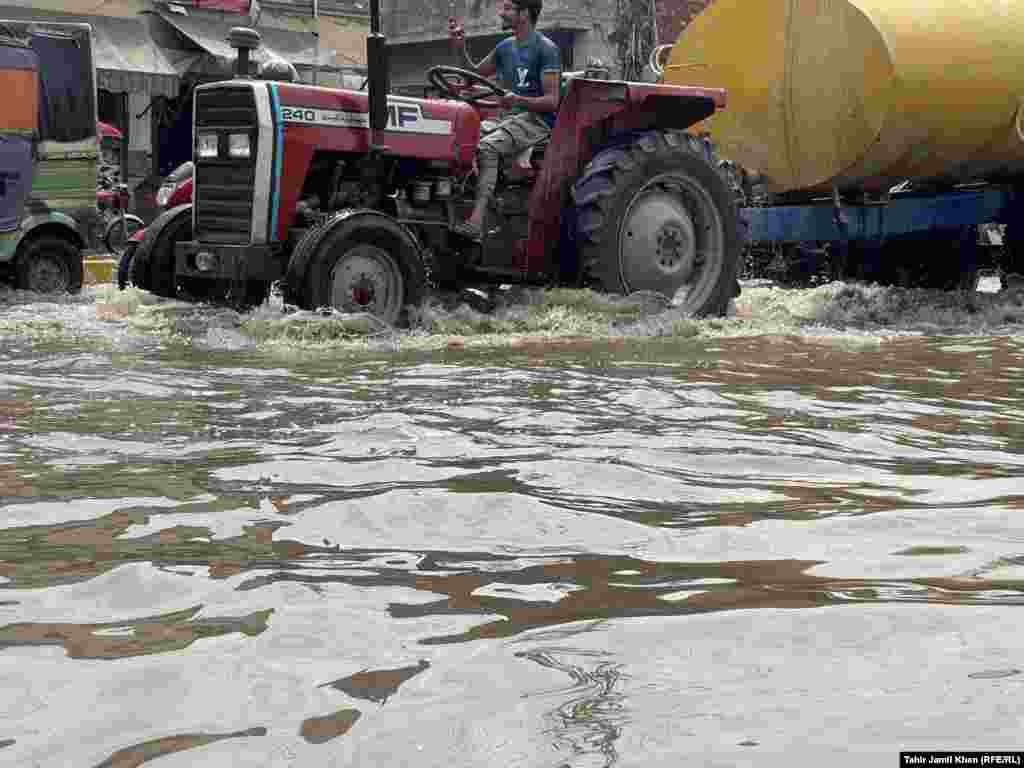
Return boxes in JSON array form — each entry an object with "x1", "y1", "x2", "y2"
[{"x1": 479, "y1": 128, "x2": 516, "y2": 162}]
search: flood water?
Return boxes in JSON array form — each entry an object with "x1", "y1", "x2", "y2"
[{"x1": 2, "y1": 281, "x2": 1024, "y2": 766}]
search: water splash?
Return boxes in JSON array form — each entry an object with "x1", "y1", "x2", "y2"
[{"x1": 4, "y1": 281, "x2": 1024, "y2": 356}]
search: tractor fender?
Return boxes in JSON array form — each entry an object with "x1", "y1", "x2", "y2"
[
  {"x1": 133, "y1": 204, "x2": 192, "y2": 265},
  {"x1": 283, "y1": 209, "x2": 423, "y2": 301},
  {"x1": 0, "y1": 212, "x2": 84, "y2": 264},
  {"x1": 129, "y1": 204, "x2": 192, "y2": 292}
]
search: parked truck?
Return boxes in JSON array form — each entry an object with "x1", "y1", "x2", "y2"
[
  {"x1": 660, "y1": 0, "x2": 1024, "y2": 289},
  {"x1": 0, "y1": 20, "x2": 99, "y2": 293},
  {"x1": 126, "y1": 1, "x2": 745, "y2": 321}
]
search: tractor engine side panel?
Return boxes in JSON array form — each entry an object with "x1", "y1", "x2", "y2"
[{"x1": 268, "y1": 84, "x2": 480, "y2": 243}]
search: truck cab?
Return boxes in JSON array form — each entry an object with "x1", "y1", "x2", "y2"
[{"x1": 0, "y1": 20, "x2": 97, "y2": 293}]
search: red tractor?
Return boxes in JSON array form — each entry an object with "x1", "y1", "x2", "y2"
[{"x1": 128, "y1": 9, "x2": 742, "y2": 322}]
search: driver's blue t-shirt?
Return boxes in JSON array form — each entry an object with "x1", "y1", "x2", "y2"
[{"x1": 494, "y1": 31, "x2": 561, "y2": 128}]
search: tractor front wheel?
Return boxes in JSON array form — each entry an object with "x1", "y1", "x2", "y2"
[
  {"x1": 572, "y1": 130, "x2": 742, "y2": 316},
  {"x1": 304, "y1": 219, "x2": 426, "y2": 326}
]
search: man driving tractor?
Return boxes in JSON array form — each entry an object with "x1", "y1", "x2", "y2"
[{"x1": 448, "y1": 0, "x2": 561, "y2": 241}]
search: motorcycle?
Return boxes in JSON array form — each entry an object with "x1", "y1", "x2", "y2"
[
  {"x1": 117, "y1": 161, "x2": 193, "y2": 290},
  {"x1": 98, "y1": 180, "x2": 145, "y2": 257}
]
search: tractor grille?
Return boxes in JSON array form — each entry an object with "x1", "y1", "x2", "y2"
[{"x1": 193, "y1": 86, "x2": 258, "y2": 244}]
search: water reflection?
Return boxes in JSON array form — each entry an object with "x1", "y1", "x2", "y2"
[
  {"x1": 321, "y1": 660, "x2": 430, "y2": 704},
  {"x1": 92, "y1": 727, "x2": 267, "y2": 767},
  {"x1": 299, "y1": 709, "x2": 361, "y2": 744},
  {"x1": 0, "y1": 605, "x2": 272, "y2": 659}
]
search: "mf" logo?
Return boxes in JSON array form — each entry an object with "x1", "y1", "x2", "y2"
[{"x1": 516, "y1": 67, "x2": 529, "y2": 88}]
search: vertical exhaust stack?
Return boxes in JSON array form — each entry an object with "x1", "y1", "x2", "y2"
[
  {"x1": 228, "y1": 27, "x2": 262, "y2": 79},
  {"x1": 366, "y1": 0, "x2": 389, "y2": 134}
]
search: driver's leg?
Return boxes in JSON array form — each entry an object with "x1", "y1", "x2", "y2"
[{"x1": 458, "y1": 113, "x2": 550, "y2": 239}]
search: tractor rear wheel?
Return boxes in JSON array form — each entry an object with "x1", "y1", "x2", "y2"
[{"x1": 572, "y1": 130, "x2": 742, "y2": 316}]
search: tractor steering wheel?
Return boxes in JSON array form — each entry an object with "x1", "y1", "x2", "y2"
[{"x1": 427, "y1": 65, "x2": 506, "y2": 109}]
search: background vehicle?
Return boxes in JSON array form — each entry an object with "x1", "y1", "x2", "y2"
[
  {"x1": 116, "y1": 161, "x2": 192, "y2": 290},
  {"x1": 128, "y1": 4, "x2": 743, "y2": 321},
  {"x1": 659, "y1": 0, "x2": 1024, "y2": 290},
  {"x1": 0, "y1": 20, "x2": 98, "y2": 294},
  {"x1": 95, "y1": 121, "x2": 144, "y2": 257}
]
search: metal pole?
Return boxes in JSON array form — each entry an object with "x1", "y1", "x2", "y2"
[{"x1": 313, "y1": 0, "x2": 319, "y2": 86}]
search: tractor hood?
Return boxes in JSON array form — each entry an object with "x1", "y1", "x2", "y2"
[{"x1": 270, "y1": 82, "x2": 481, "y2": 168}]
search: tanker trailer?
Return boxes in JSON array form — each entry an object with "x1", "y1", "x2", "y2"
[{"x1": 661, "y1": 0, "x2": 1024, "y2": 288}]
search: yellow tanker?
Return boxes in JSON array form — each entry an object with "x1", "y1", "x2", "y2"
[{"x1": 663, "y1": 0, "x2": 1024, "y2": 195}]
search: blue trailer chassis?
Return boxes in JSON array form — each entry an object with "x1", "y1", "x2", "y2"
[{"x1": 740, "y1": 185, "x2": 1018, "y2": 245}]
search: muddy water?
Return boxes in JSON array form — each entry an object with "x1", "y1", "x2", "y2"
[{"x1": 1, "y1": 282, "x2": 1024, "y2": 767}]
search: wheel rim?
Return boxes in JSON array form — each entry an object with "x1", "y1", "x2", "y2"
[
  {"x1": 329, "y1": 244, "x2": 404, "y2": 322},
  {"x1": 26, "y1": 253, "x2": 70, "y2": 293},
  {"x1": 618, "y1": 172, "x2": 724, "y2": 309},
  {"x1": 106, "y1": 218, "x2": 143, "y2": 256}
]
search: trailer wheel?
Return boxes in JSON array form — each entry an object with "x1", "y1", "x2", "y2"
[
  {"x1": 303, "y1": 217, "x2": 426, "y2": 326},
  {"x1": 15, "y1": 236, "x2": 83, "y2": 294},
  {"x1": 572, "y1": 130, "x2": 742, "y2": 316}
]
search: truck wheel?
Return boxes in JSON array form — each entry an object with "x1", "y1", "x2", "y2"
[
  {"x1": 15, "y1": 236, "x2": 84, "y2": 294},
  {"x1": 304, "y1": 219, "x2": 426, "y2": 326},
  {"x1": 572, "y1": 130, "x2": 743, "y2": 316}
]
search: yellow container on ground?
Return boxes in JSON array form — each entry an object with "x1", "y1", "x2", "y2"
[
  {"x1": 665, "y1": 0, "x2": 1024, "y2": 194},
  {"x1": 84, "y1": 257, "x2": 116, "y2": 284}
]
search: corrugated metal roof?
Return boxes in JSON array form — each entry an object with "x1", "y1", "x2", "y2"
[
  {"x1": 157, "y1": 7, "x2": 337, "y2": 67},
  {"x1": 0, "y1": 5, "x2": 182, "y2": 96},
  {"x1": 256, "y1": 0, "x2": 367, "y2": 18}
]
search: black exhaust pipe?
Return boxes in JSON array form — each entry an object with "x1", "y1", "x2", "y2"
[
  {"x1": 228, "y1": 27, "x2": 262, "y2": 78},
  {"x1": 366, "y1": 0, "x2": 389, "y2": 133}
]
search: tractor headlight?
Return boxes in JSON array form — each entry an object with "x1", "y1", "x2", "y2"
[
  {"x1": 197, "y1": 133, "x2": 219, "y2": 159},
  {"x1": 228, "y1": 133, "x2": 251, "y2": 159}
]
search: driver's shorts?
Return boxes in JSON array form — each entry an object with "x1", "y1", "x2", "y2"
[{"x1": 479, "y1": 111, "x2": 551, "y2": 159}]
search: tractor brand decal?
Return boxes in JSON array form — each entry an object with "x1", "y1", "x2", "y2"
[{"x1": 279, "y1": 102, "x2": 452, "y2": 135}]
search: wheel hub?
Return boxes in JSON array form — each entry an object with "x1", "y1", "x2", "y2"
[
  {"x1": 619, "y1": 185, "x2": 699, "y2": 294},
  {"x1": 329, "y1": 245, "x2": 403, "y2": 321},
  {"x1": 655, "y1": 222, "x2": 696, "y2": 277},
  {"x1": 27, "y1": 256, "x2": 68, "y2": 293},
  {"x1": 350, "y1": 276, "x2": 376, "y2": 308}
]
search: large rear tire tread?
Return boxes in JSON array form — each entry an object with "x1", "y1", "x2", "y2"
[
  {"x1": 15, "y1": 236, "x2": 84, "y2": 295},
  {"x1": 572, "y1": 130, "x2": 743, "y2": 317}
]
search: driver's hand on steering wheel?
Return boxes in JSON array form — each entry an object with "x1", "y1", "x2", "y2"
[
  {"x1": 499, "y1": 92, "x2": 521, "y2": 109},
  {"x1": 448, "y1": 18, "x2": 466, "y2": 50}
]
